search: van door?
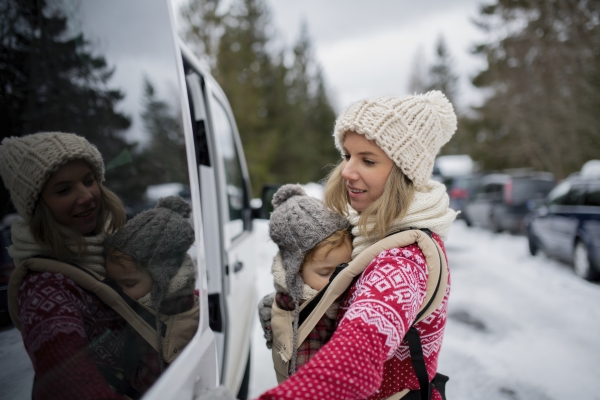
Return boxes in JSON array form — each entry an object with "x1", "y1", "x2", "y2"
[
  {"x1": 202, "y1": 78, "x2": 257, "y2": 393},
  {"x1": 0, "y1": 0, "x2": 220, "y2": 397}
]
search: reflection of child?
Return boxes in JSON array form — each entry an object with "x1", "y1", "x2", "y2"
[
  {"x1": 104, "y1": 196, "x2": 197, "y2": 392},
  {"x1": 268, "y1": 185, "x2": 351, "y2": 378}
]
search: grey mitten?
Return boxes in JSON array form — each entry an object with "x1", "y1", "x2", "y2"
[
  {"x1": 196, "y1": 386, "x2": 235, "y2": 400},
  {"x1": 257, "y1": 292, "x2": 275, "y2": 349}
]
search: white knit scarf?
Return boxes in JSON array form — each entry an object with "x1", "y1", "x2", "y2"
[
  {"x1": 8, "y1": 219, "x2": 107, "y2": 277},
  {"x1": 349, "y1": 180, "x2": 458, "y2": 259}
]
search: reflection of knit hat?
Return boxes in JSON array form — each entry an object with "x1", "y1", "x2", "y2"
[
  {"x1": 105, "y1": 196, "x2": 195, "y2": 369},
  {"x1": 269, "y1": 184, "x2": 349, "y2": 302},
  {"x1": 0, "y1": 132, "x2": 105, "y2": 220},
  {"x1": 105, "y1": 196, "x2": 195, "y2": 298},
  {"x1": 334, "y1": 91, "x2": 457, "y2": 190}
]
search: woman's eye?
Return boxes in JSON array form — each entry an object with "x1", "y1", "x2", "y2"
[
  {"x1": 342, "y1": 154, "x2": 350, "y2": 161},
  {"x1": 56, "y1": 187, "x2": 70, "y2": 195},
  {"x1": 84, "y1": 178, "x2": 95, "y2": 187},
  {"x1": 364, "y1": 159, "x2": 375, "y2": 165}
]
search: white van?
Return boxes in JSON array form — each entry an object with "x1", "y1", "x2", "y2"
[{"x1": 0, "y1": 0, "x2": 261, "y2": 398}]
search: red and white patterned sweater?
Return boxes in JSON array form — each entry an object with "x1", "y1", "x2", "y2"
[
  {"x1": 18, "y1": 271, "x2": 127, "y2": 400},
  {"x1": 260, "y1": 233, "x2": 449, "y2": 400}
]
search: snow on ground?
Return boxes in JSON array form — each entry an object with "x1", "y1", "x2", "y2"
[
  {"x1": 0, "y1": 325, "x2": 33, "y2": 399},
  {"x1": 249, "y1": 219, "x2": 600, "y2": 400},
  {"x1": 1, "y1": 219, "x2": 599, "y2": 399}
]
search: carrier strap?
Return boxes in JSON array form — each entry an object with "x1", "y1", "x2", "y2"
[
  {"x1": 8, "y1": 257, "x2": 160, "y2": 352},
  {"x1": 407, "y1": 327, "x2": 431, "y2": 400},
  {"x1": 294, "y1": 229, "x2": 448, "y2": 400},
  {"x1": 297, "y1": 229, "x2": 448, "y2": 348}
]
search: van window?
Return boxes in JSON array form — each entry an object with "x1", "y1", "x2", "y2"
[
  {"x1": 1, "y1": 0, "x2": 199, "y2": 396},
  {"x1": 210, "y1": 96, "x2": 246, "y2": 239}
]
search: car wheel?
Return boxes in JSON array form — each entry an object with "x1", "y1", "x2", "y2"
[
  {"x1": 528, "y1": 234, "x2": 538, "y2": 256},
  {"x1": 236, "y1": 347, "x2": 251, "y2": 400},
  {"x1": 464, "y1": 214, "x2": 473, "y2": 227},
  {"x1": 573, "y1": 240, "x2": 599, "y2": 281},
  {"x1": 491, "y1": 214, "x2": 503, "y2": 233}
]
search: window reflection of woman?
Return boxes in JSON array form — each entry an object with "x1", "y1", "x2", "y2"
[{"x1": 0, "y1": 132, "x2": 127, "y2": 399}]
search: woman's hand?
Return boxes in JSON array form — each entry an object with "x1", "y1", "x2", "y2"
[{"x1": 257, "y1": 292, "x2": 275, "y2": 349}]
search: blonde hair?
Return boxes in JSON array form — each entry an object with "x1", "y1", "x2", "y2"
[
  {"x1": 106, "y1": 247, "x2": 145, "y2": 269},
  {"x1": 323, "y1": 162, "x2": 415, "y2": 240},
  {"x1": 304, "y1": 229, "x2": 351, "y2": 263},
  {"x1": 29, "y1": 182, "x2": 126, "y2": 260}
]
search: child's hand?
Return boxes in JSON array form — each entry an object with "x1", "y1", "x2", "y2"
[{"x1": 257, "y1": 292, "x2": 275, "y2": 349}]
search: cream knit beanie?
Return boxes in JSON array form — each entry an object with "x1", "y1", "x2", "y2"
[
  {"x1": 0, "y1": 132, "x2": 105, "y2": 221},
  {"x1": 334, "y1": 91, "x2": 457, "y2": 190}
]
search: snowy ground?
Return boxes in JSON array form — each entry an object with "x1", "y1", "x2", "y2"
[
  {"x1": 248, "y1": 219, "x2": 600, "y2": 400},
  {"x1": 2, "y1": 220, "x2": 600, "y2": 399}
]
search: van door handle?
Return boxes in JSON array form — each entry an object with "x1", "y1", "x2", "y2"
[{"x1": 233, "y1": 261, "x2": 244, "y2": 273}]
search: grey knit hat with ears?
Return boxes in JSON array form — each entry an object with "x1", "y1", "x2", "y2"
[
  {"x1": 105, "y1": 195, "x2": 195, "y2": 368},
  {"x1": 269, "y1": 184, "x2": 349, "y2": 374},
  {"x1": 269, "y1": 184, "x2": 350, "y2": 301}
]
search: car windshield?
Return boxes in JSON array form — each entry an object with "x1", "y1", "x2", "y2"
[{"x1": 511, "y1": 179, "x2": 555, "y2": 205}]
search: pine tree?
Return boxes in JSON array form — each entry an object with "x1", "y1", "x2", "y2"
[
  {"x1": 180, "y1": 0, "x2": 339, "y2": 194},
  {"x1": 407, "y1": 48, "x2": 428, "y2": 94},
  {"x1": 471, "y1": 0, "x2": 600, "y2": 177},
  {"x1": 426, "y1": 35, "x2": 458, "y2": 106},
  {"x1": 0, "y1": 0, "x2": 132, "y2": 213},
  {"x1": 181, "y1": 0, "x2": 223, "y2": 70}
]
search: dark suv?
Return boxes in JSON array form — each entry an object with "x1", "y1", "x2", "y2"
[
  {"x1": 464, "y1": 172, "x2": 556, "y2": 233},
  {"x1": 527, "y1": 173, "x2": 600, "y2": 280}
]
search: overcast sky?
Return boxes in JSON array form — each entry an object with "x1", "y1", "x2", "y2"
[{"x1": 263, "y1": 0, "x2": 489, "y2": 112}]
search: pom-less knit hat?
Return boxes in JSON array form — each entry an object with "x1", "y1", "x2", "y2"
[
  {"x1": 0, "y1": 132, "x2": 105, "y2": 221},
  {"x1": 334, "y1": 90, "x2": 457, "y2": 190}
]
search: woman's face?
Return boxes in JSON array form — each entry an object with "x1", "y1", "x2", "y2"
[
  {"x1": 341, "y1": 131, "x2": 394, "y2": 212},
  {"x1": 40, "y1": 159, "x2": 101, "y2": 235}
]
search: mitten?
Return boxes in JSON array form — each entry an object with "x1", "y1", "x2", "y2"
[{"x1": 257, "y1": 292, "x2": 275, "y2": 349}]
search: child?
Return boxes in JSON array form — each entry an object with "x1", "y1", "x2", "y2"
[
  {"x1": 267, "y1": 184, "x2": 351, "y2": 380},
  {"x1": 104, "y1": 195, "x2": 197, "y2": 392}
]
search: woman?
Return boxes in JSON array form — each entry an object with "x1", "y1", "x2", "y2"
[
  {"x1": 259, "y1": 91, "x2": 458, "y2": 400},
  {"x1": 0, "y1": 132, "x2": 127, "y2": 399}
]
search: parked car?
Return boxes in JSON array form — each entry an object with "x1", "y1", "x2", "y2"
[
  {"x1": 464, "y1": 171, "x2": 556, "y2": 233},
  {"x1": 447, "y1": 174, "x2": 481, "y2": 226},
  {"x1": 1, "y1": 0, "x2": 264, "y2": 398},
  {"x1": 527, "y1": 171, "x2": 600, "y2": 280}
]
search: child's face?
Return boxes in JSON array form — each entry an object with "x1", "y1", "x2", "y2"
[
  {"x1": 300, "y1": 238, "x2": 352, "y2": 291},
  {"x1": 106, "y1": 258, "x2": 153, "y2": 300}
]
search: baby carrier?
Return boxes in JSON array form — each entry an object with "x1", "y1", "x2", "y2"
[
  {"x1": 270, "y1": 229, "x2": 449, "y2": 400},
  {"x1": 8, "y1": 257, "x2": 199, "y2": 399}
]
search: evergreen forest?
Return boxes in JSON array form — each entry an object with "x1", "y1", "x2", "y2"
[{"x1": 182, "y1": 0, "x2": 600, "y2": 188}]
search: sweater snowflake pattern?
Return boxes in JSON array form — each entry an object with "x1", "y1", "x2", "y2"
[
  {"x1": 260, "y1": 234, "x2": 449, "y2": 400},
  {"x1": 18, "y1": 271, "x2": 127, "y2": 400}
]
